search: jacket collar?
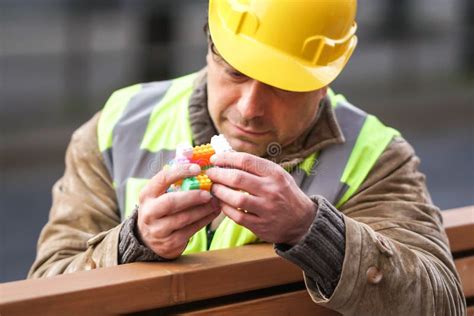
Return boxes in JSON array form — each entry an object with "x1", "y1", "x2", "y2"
[{"x1": 188, "y1": 70, "x2": 345, "y2": 169}]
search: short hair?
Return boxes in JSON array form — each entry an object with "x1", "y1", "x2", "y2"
[{"x1": 204, "y1": 22, "x2": 219, "y2": 56}]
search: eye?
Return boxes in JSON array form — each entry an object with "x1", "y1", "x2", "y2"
[{"x1": 226, "y1": 68, "x2": 247, "y2": 80}]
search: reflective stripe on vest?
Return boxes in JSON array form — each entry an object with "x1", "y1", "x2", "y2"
[
  {"x1": 97, "y1": 73, "x2": 400, "y2": 254},
  {"x1": 98, "y1": 74, "x2": 197, "y2": 213}
]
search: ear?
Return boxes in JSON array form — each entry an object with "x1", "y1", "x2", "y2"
[
  {"x1": 206, "y1": 49, "x2": 214, "y2": 66},
  {"x1": 319, "y1": 86, "x2": 328, "y2": 98}
]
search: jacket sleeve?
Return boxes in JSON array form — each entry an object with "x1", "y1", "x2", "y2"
[
  {"x1": 28, "y1": 112, "x2": 122, "y2": 278},
  {"x1": 281, "y1": 137, "x2": 466, "y2": 315}
]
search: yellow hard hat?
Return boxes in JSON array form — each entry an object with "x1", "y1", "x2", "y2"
[{"x1": 208, "y1": 0, "x2": 358, "y2": 92}]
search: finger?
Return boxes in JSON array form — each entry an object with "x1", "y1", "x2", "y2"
[
  {"x1": 157, "y1": 210, "x2": 219, "y2": 259},
  {"x1": 148, "y1": 190, "x2": 213, "y2": 219},
  {"x1": 210, "y1": 152, "x2": 278, "y2": 177},
  {"x1": 141, "y1": 163, "x2": 201, "y2": 199},
  {"x1": 220, "y1": 201, "x2": 258, "y2": 228},
  {"x1": 205, "y1": 167, "x2": 262, "y2": 193},
  {"x1": 173, "y1": 210, "x2": 220, "y2": 243},
  {"x1": 211, "y1": 183, "x2": 264, "y2": 216},
  {"x1": 155, "y1": 202, "x2": 219, "y2": 237}
]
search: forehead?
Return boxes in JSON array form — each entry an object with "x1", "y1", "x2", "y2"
[
  {"x1": 209, "y1": 51, "x2": 297, "y2": 94},
  {"x1": 210, "y1": 50, "x2": 238, "y2": 70}
]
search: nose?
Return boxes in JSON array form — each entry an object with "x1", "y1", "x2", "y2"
[{"x1": 236, "y1": 80, "x2": 266, "y2": 120}]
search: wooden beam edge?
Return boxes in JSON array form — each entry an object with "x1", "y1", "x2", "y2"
[{"x1": 0, "y1": 244, "x2": 303, "y2": 314}]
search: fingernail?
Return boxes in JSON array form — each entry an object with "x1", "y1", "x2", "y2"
[
  {"x1": 200, "y1": 191, "x2": 212, "y2": 201},
  {"x1": 210, "y1": 154, "x2": 217, "y2": 164},
  {"x1": 189, "y1": 164, "x2": 201, "y2": 174},
  {"x1": 210, "y1": 197, "x2": 221, "y2": 211}
]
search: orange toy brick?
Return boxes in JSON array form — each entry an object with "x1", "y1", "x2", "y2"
[
  {"x1": 197, "y1": 174, "x2": 212, "y2": 191},
  {"x1": 181, "y1": 174, "x2": 212, "y2": 191},
  {"x1": 166, "y1": 134, "x2": 233, "y2": 192},
  {"x1": 191, "y1": 144, "x2": 215, "y2": 167}
]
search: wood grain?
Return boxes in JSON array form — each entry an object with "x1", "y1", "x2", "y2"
[
  {"x1": 175, "y1": 290, "x2": 340, "y2": 316},
  {"x1": 0, "y1": 206, "x2": 472, "y2": 315},
  {"x1": 442, "y1": 206, "x2": 474, "y2": 253}
]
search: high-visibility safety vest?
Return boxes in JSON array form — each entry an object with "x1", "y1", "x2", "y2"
[{"x1": 97, "y1": 73, "x2": 400, "y2": 254}]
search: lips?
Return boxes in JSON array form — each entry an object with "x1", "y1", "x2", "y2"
[{"x1": 231, "y1": 122, "x2": 269, "y2": 136}]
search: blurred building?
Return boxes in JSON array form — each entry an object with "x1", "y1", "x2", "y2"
[{"x1": 1, "y1": 0, "x2": 473, "y2": 282}]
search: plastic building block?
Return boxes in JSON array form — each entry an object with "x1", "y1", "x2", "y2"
[
  {"x1": 165, "y1": 134, "x2": 233, "y2": 192},
  {"x1": 191, "y1": 144, "x2": 215, "y2": 167},
  {"x1": 181, "y1": 174, "x2": 212, "y2": 191},
  {"x1": 196, "y1": 174, "x2": 212, "y2": 191},
  {"x1": 211, "y1": 134, "x2": 233, "y2": 154},
  {"x1": 181, "y1": 177, "x2": 200, "y2": 191}
]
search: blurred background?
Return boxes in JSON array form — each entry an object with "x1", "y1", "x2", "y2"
[{"x1": 1, "y1": 0, "x2": 473, "y2": 283}]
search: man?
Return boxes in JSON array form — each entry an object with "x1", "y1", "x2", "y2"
[{"x1": 30, "y1": 0, "x2": 465, "y2": 314}]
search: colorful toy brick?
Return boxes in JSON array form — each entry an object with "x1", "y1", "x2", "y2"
[
  {"x1": 181, "y1": 174, "x2": 212, "y2": 191},
  {"x1": 192, "y1": 144, "x2": 215, "y2": 167},
  {"x1": 211, "y1": 134, "x2": 233, "y2": 154},
  {"x1": 166, "y1": 134, "x2": 233, "y2": 192}
]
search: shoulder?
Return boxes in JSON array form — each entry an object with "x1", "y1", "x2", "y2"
[
  {"x1": 370, "y1": 136, "x2": 418, "y2": 177},
  {"x1": 98, "y1": 73, "x2": 199, "y2": 129},
  {"x1": 69, "y1": 112, "x2": 103, "y2": 162},
  {"x1": 104, "y1": 73, "x2": 200, "y2": 111},
  {"x1": 356, "y1": 136, "x2": 427, "y2": 198}
]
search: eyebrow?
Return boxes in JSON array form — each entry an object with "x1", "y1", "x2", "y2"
[
  {"x1": 210, "y1": 48, "x2": 293, "y2": 93},
  {"x1": 212, "y1": 52, "x2": 293, "y2": 93},
  {"x1": 213, "y1": 53, "x2": 247, "y2": 76}
]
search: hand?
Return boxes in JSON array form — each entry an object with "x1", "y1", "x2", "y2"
[
  {"x1": 206, "y1": 152, "x2": 316, "y2": 245},
  {"x1": 137, "y1": 163, "x2": 220, "y2": 259}
]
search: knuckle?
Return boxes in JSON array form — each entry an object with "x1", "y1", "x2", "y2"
[
  {"x1": 136, "y1": 219, "x2": 149, "y2": 238},
  {"x1": 240, "y1": 155, "x2": 252, "y2": 169},
  {"x1": 233, "y1": 212, "x2": 245, "y2": 225},
  {"x1": 152, "y1": 169, "x2": 170, "y2": 190},
  {"x1": 268, "y1": 165, "x2": 282, "y2": 179},
  {"x1": 152, "y1": 224, "x2": 168, "y2": 239},
  {"x1": 232, "y1": 172, "x2": 244, "y2": 187},
  {"x1": 138, "y1": 190, "x2": 147, "y2": 204},
  {"x1": 173, "y1": 165, "x2": 185, "y2": 178},
  {"x1": 138, "y1": 214, "x2": 149, "y2": 228},
  {"x1": 273, "y1": 168, "x2": 284, "y2": 180},
  {"x1": 159, "y1": 171, "x2": 170, "y2": 188},
  {"x1": 235, "y1": 194, "x2": 246, "y2": 207},
  {"x1": 161, "y1": 194, "x2": 175, "y2": 211},
  {"x1": 280, "y1": 173, "x2": 293, "y2": 188},
  {"x1": 178, "y1": 164, "x2": 196, "y2": 177},
  {"x1": 158, "y1": 235, "x2": 172, "y2": 252},
  {"x1": 168, "y1": 234, "x2": 184, "y2": 251},
  {"x1": 155, "y1": 225, "x2": 171, "y2": 239},
  {"x1": 264, "y1": 182, "x2": 278, "y2": 195},
  {"x1": 138, "y1": 203, "x2": 153, "y2": 224},
  {"x1": 176, "y1": 212, "x2": 191, "y2": 228},
  {"x1": 152, "y1": 232, "x2": 165, "y2": 242}
]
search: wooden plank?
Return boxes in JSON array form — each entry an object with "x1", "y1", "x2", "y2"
[
  {"x1": 442, "y1": 206, "x2": 474, "y2": 253},
  {"x1": 175, "y1": 290, "x2": 340, "y2": 316},
  {"x1": 0, "y1": 244, "x2": 302, "y2": 315},
  {"x1": 467, "y1": 305, "x2": 474, "y2": 316},
  {"x1": 455, "y1": 256, "x2": 474, "y2": 298},
  {"x1": 0, "y1": 206, "x2": 472, "y2": 315}
]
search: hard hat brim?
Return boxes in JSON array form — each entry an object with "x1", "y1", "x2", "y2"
[{"x1": 209, "y1": 4, "x2": 357, "y2": 92}]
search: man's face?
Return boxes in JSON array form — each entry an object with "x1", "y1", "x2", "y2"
[{"x1": 206, "y1": 51, "x2": 327, "y2": 157}]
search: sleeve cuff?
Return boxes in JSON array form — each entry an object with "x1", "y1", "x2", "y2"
[
  {"x1": 275, "y1": 195, "x2": 346, "y2": 297},
  {"x1": 118, "y1": 207, "x2": 168, "y2": 264}
]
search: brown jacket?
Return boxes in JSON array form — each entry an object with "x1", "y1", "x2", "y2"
[{"x1": 29, "y1": 78, "x2": 465, "y2": 315}]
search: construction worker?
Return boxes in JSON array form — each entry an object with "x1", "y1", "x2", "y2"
[{"x1": 29, "y1": 1, "x2": 465, "y2": 314}]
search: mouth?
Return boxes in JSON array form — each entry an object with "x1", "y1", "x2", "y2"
[{"x1": 230, "y1": 122, "x2": 270, "y2": 137}]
